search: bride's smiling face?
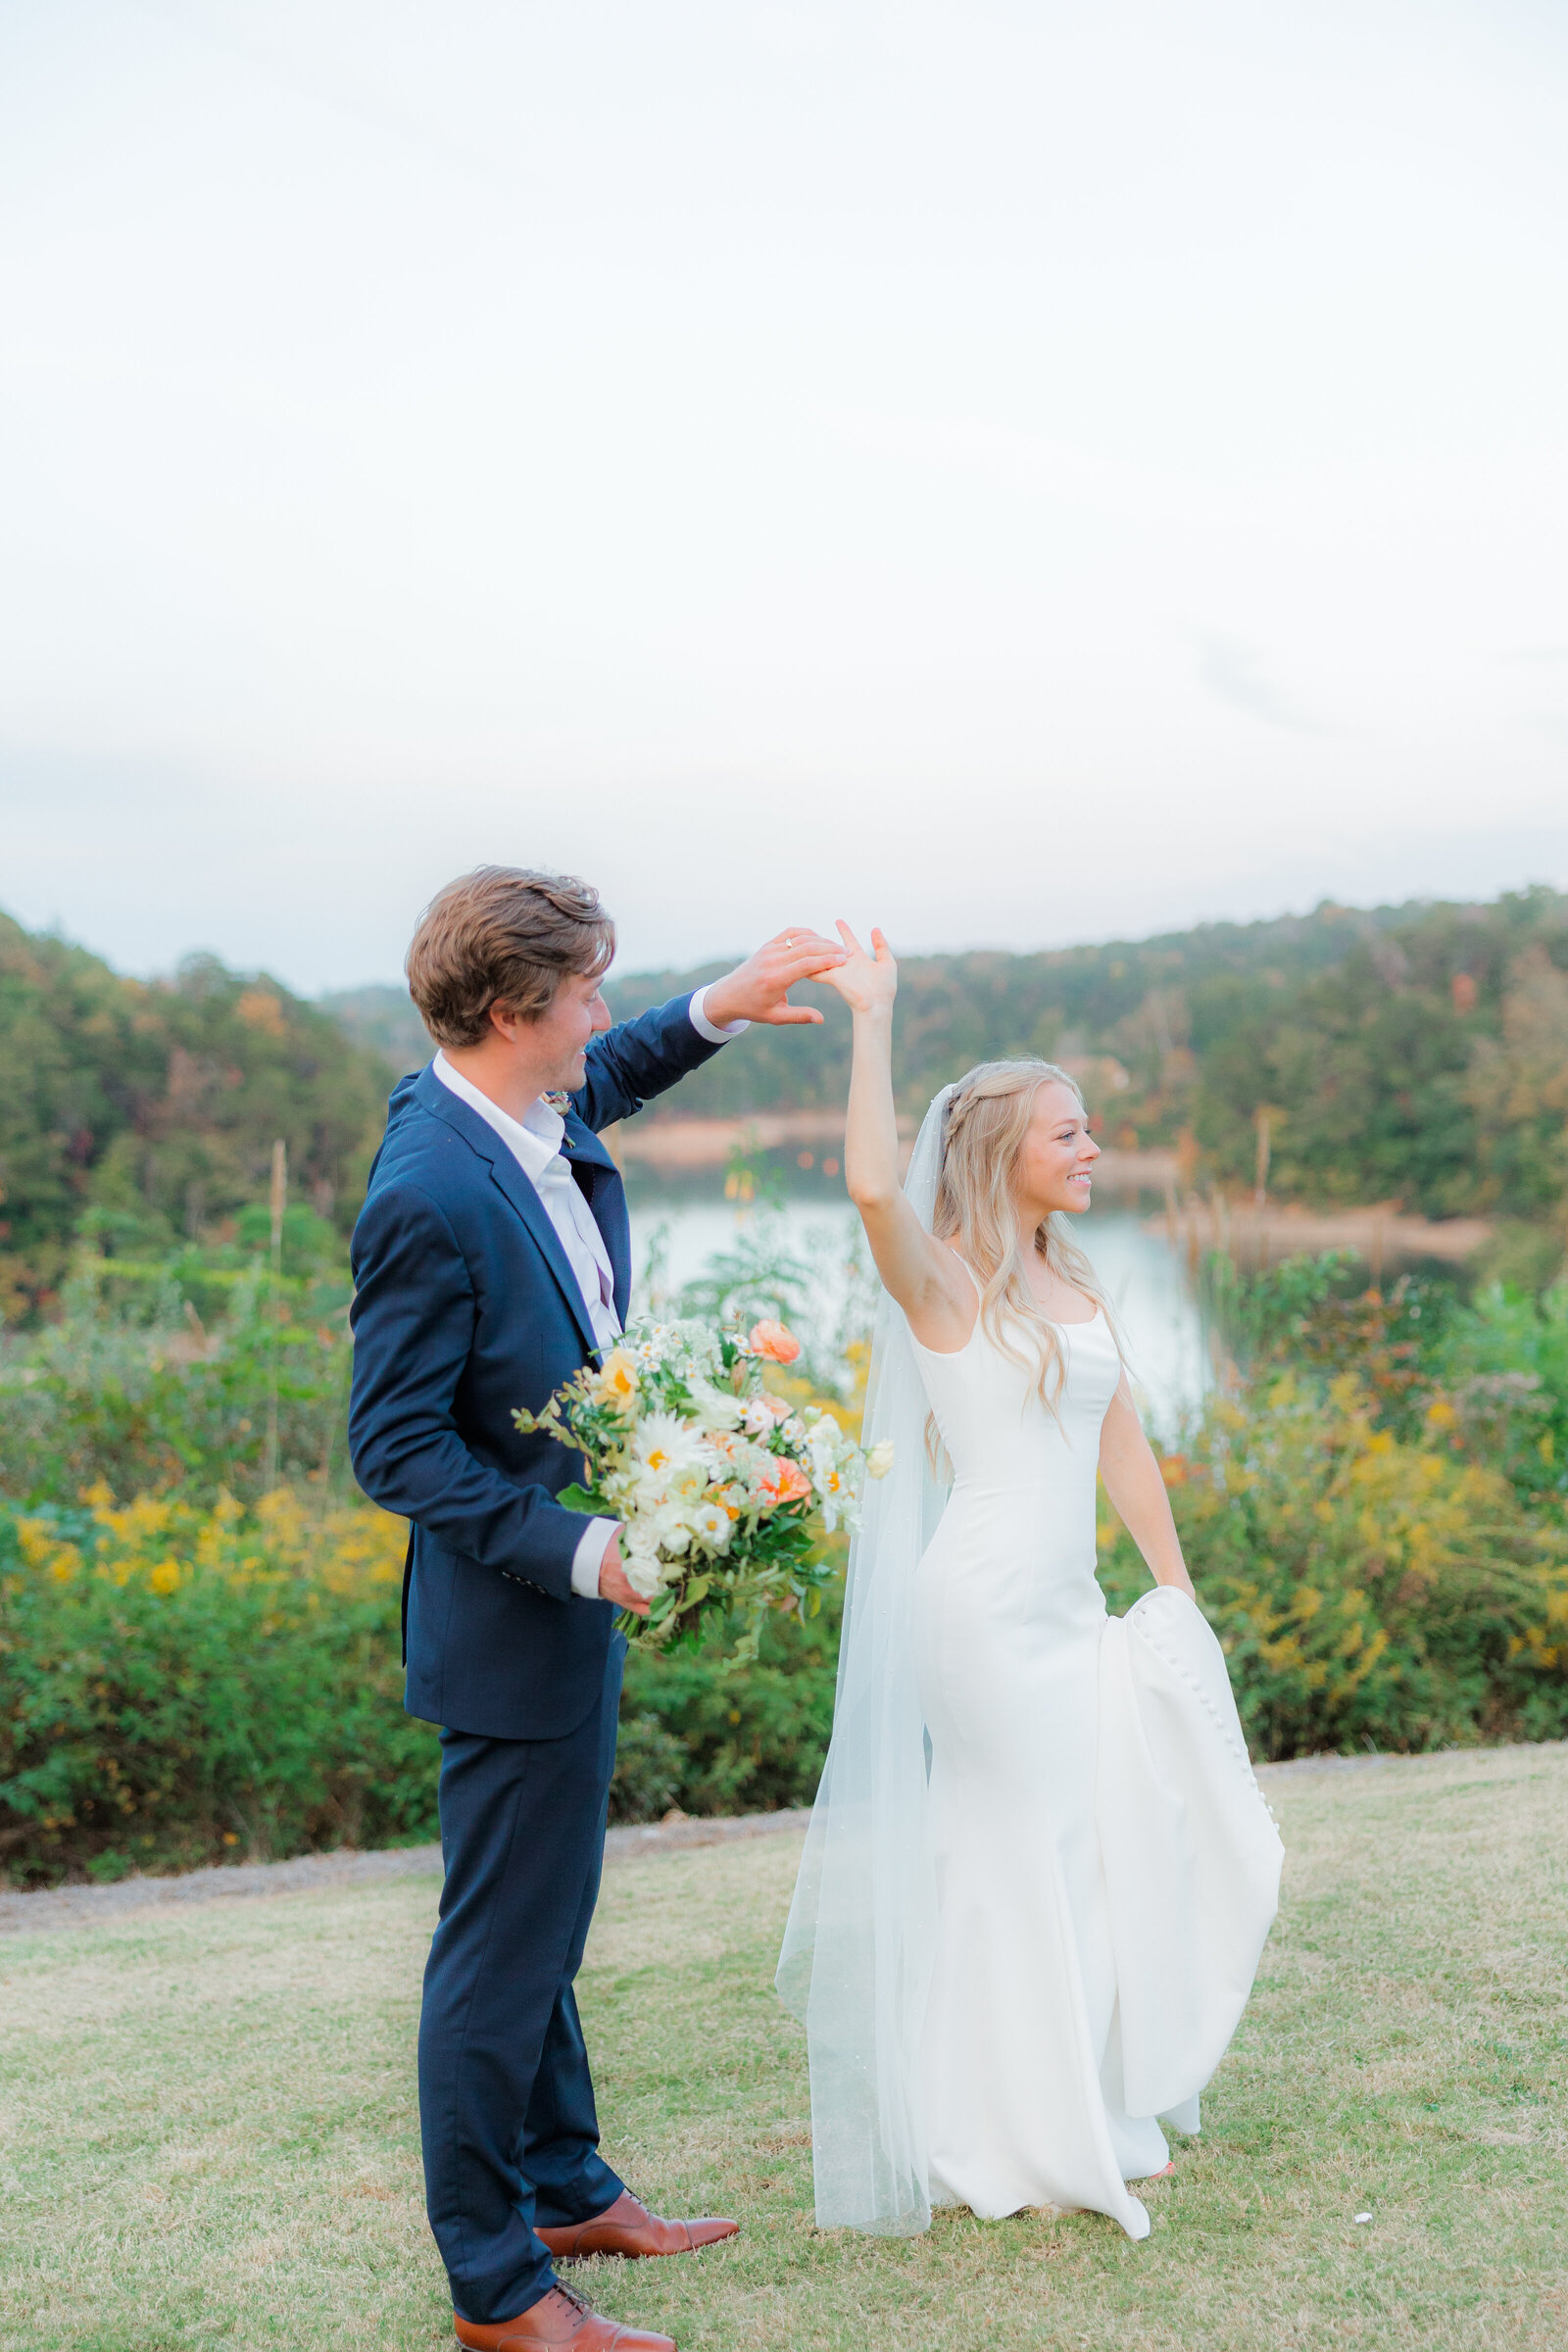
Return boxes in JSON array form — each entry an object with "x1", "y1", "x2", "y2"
[{"x1": 1014, "y1": 1080, "x2": 1101, "y2": 1217}]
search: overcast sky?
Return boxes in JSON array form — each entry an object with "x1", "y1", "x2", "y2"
[{"x1": 3, "y1": 0, "x2": 1566, "y2": 990}]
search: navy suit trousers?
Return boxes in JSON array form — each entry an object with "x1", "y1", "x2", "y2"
[{"x1": 418, "y1": 1646, "x2": 627, "y2": 2323}]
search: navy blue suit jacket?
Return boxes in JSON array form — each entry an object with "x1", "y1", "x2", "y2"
[{"x1": 348, "y1": 995, "x2": 723, "y2": 1740}]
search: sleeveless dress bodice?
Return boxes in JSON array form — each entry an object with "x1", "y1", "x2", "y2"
[
  {"x1": 908, "y1": 1286, "x2": 1281, "y2": 2239},
  {"x1": 915, "y1": 1302, "x2": 1118, "y2": 1571}
]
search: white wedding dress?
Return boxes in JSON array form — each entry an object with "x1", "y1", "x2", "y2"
[
  {"x1": 913, "y1": 1279, "x2": 1280, "y2": 2235},
  {"x1": 778, "y1": 1094, "x2": 1282, "y2": 2243}
]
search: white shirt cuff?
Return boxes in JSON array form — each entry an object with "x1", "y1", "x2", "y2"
[
  {"x1": 688, "y1": 984, "x2": 750, "y2": 1045},
  {"x1": 570, "y1": 1516, "x2": 620, "y2": 1599}
]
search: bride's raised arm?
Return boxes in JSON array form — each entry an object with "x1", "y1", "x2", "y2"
[{"x1": 815, "y1": 921, "x2": 978, "y2": 1354}]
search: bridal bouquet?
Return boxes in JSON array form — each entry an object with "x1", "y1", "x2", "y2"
[{"x1": 514, "y1": 1316, "x2": 892, "y2": 1645}]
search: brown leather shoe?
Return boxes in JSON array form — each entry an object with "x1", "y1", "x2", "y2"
[
  {"x1": 453, "y1": 2282, "x2": 675, "y2": 2350},
  {"x1": 535, "y1": 2188, "x2": 739, "y2": 2262}
]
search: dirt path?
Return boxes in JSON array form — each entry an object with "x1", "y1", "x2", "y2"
[
  {"x1": 0, "y1": 1808, "x2": 813, "y2": 1937},
  {"x1": 10, "y1": 1746, "x2": 1531, "y2": 1938}
]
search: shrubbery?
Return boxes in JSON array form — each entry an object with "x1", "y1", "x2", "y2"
[
  {"x1": 0, "y1": 1489, "x2": 437, "y2": 1884},
  {"x1": 8, "y1": 1342, "x2": 1565, "y2": 1884},
  {"x1": 0, "y1": 1256, "x2": 356, "y2": 1508},
  {"x1": 5, "y1": 1223, "x2": 1568, "y2": 1886},
  {"x1": 0, "y1": 1483, "x2": 842, "y2": 1882},
  {"x1": 0, "y1": 1208, "x2": 859, "y2": 1880},
  {"x1": 1099, "y1": 1375, "x2": 1568, "y2": 1757},
  {"x1": 1110, "y1": 1259, "x2": 1568, "y2": 1757},
  {"x1": 617, "y1": 1592, "x2": 840, "y2": 1818}
]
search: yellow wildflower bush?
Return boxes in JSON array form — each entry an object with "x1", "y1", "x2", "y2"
[
  {"x1": 0, "y1": 1487, "x2": 431, "y2": 1886},
  {"x1": 1099, "y1": 1374, "x2": 1568, "y2": 1757}
]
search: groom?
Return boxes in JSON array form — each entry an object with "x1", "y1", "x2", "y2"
[{"x1": 349, "y1": 867, "x2": 843, "y2": 2352}]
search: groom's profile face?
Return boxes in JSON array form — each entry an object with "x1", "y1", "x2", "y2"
[{"x1": 504, "y1": 967, "x2": 612, "y2": 1091}]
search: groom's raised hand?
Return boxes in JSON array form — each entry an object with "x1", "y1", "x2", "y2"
[{"x1": 702, "y1": 928, "x2": 847, "y2": 1029}]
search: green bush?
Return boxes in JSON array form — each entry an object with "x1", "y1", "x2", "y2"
[
  {"x1": 0, "y1": 1491, "x2": 437, "y2": 1886},
  {"x1": 617, "y1": 1592, "x2": 840, "y2": 1818},
  {"x1": 9, "y1": 1301, "x2": 1567, "y2": 1887},
  {"x1": 1432, "y1": 1280, "x2": 1568, "y2": 1514},
  {"x1": 0, "y1": 1480, "x2": 839, "y2": 1884},
  {"x1": 1100, "y1": 1373, "x2": 1568, "y2": 1758},
  {"x1": 1201, "y1": 1251, "x2": 1568, "y2": 1515},
  {"x1": 608, "y1": 1716, "x2": 686, "y2": 1823},
  {"x1": 0, "y1": 1258, "x2": 354, "y2": 1508}
]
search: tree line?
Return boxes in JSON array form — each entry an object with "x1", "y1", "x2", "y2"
[
  {"x1": 0, "y1": 913, "x2": 387, "y2": 1321},
  {"x1": 4, "y1": 884, "x2": 1566, "y2": 1321},
  {"x1": 607, "y1": 886, "x2": 1568, "y2": 1226}
]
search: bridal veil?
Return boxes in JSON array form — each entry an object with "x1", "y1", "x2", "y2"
[{"x1": 774, "y1": 1086, "x2": 954, "y2": 2234}]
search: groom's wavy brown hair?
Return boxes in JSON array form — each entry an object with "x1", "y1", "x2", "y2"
[{"x1": 406, "y1": 865, "x2": 616, "y2": 1048}]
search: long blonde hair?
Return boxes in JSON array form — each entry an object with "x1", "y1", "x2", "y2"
[{"x1": 932, "y1": 1058, "x2": 1125, "y2": 1414}]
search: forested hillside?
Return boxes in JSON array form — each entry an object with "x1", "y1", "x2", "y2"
[
  {"x1": 603, "y1": 902, "x2": 1412, "y2": 1116},
  {"x1": 0, "y1": 914, "x2": 389, "y2": 1320},
  {"x1": 603, "y1": 891, "x2": 1568, "y2": 1221},
  {"x1": 5, "y1": 885, "x2": 1566, "y2": 1323},
  {"x1": 325, "y1": 897, "x2": 1420, "y2": 1090},
  {"x1": 333, "y1": 887, "x2": 1568, "y2": 1224}
]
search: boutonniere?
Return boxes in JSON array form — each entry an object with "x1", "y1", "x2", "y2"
[{"x1": 541, "y1": 1091, "x2": 571, "y2": 1113}]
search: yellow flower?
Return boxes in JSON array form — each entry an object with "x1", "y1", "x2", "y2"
[
  {"x1": 256, "y1": 1490, "x2": 307, "y2": 1550},
  {"x1": 592, "y1": 1348, "x2": 641, "y2": 1408},
  {"x1": 16, "y1": 1518, "x2": 54, "y2": 1568},
  {"x1": 148, "y1": 1558, "x2": 181, "y2": 1595}
]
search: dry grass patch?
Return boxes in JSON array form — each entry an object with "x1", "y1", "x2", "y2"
[{"x1": 2, "y1": 1747, "x2": 1566, "y2": 2350}]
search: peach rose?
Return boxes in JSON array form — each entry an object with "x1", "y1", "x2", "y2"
[
  {"x1": 748, "y1": 1319, "x2": 802, "y2": 1364},
  {"x1": 743, "y1": 1393, "x2": 792, "y2": 1435},
  {"x1": 757, "y1": 1455, "x2": 813, "y2": 1510}
]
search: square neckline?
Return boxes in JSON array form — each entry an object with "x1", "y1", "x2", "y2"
[{"x1": 911, "y1": 1253, "x2": 1103, "y2": 1358}]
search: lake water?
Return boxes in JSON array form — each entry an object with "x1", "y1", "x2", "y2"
[{"x1": 625, "y1": 1185, "x2": 1209, "y2": 1435}]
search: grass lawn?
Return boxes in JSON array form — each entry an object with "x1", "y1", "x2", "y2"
[{"x1": 3, "y1": 1744, "x2": 1566, "y2": 2352}]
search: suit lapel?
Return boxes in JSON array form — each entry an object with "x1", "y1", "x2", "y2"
[
  {"x1": 415, "y1": 1067, "x2": 602, "y2": 1360},
  {"x1": 559, "y1": 1117, "x2": 616, "y2": 1177}
]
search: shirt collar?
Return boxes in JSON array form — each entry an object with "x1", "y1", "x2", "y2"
[{"x1": 431, "y1": 1052, "x2": 564, "y2": 1181}]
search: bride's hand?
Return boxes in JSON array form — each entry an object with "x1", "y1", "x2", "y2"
[{"x1": 815, "y1": 920, "x2": 897, "y2": 1016}]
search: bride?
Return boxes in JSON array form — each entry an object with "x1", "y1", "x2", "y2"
[{"x1": 777, "y1": 924, "x2": 1283, "y2": 2241}]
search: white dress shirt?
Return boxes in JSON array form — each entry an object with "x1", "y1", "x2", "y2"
[{"x1": 432, "y1": 985, "x2": 746, "y2": 1598}]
